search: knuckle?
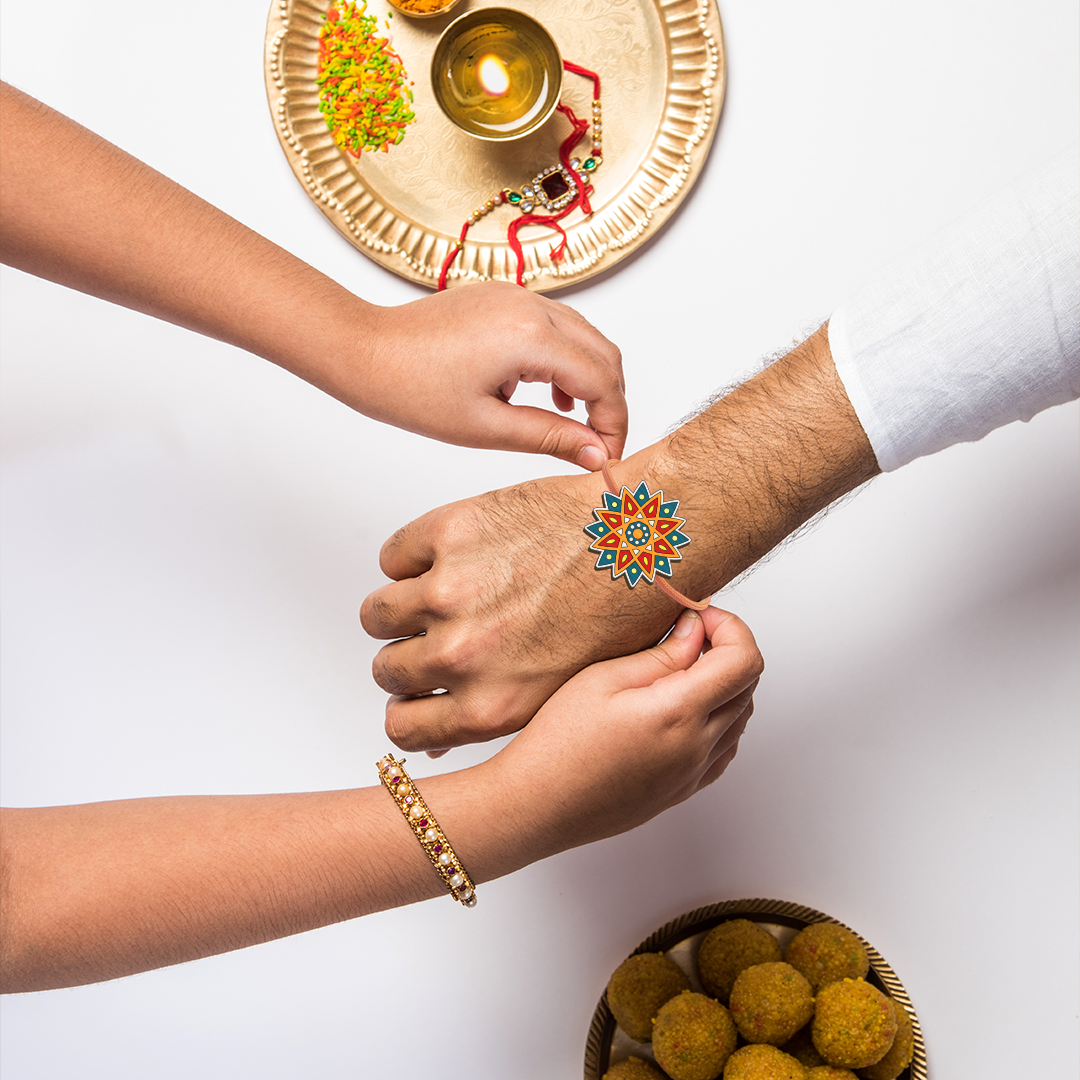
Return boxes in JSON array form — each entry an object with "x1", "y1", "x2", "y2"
[
  {"x1": 736, "y1": 643, "x2": 765, "y2": 682},
  {"x1": 378, "y1": 527, "x2": 410, "y2": 576},
  {"x1": 448, "y1": 691, "x2": 525, "y2": 744},
  {"x1": 420, "y1": 575, "x2": 468, "y2": 620},
  {"x1": 514, "y1": 314, "x2": 549, "y2": 346},
  {"x1": 607, "y1": 342, "x2": 624, "y2": 376},
  {"x1": 371, "y1": 655, "x2": 416, "y2": 697},
  {"x1": 427, "y1": 503, "x2": 484, "y2": 555},
  {"x1": 593, "y1": 356, "x2": 624, "y2": 394},
  {"x1": 423, "y1": 625, "x2": 489, "y2": 676}
]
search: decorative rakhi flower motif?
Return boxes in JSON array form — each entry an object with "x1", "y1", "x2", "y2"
[{"x1": 584, "y1": 481, "x2": 691, "y2": 588}]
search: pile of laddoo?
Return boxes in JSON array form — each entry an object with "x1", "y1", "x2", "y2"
[{"x1": 603, "y1": 919, "x2": 915, "y2": 1080}]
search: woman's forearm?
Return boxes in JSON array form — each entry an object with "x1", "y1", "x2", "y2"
[
  {"x1": 0, "y1": 82, "x2": 376, "y2": 406},
  {"x1": 0, "y1": 81, "x2": 629, "y2": 463},
  {"x1": 0, "y1": 770, "x2": 507, "y2": 993},
  {"x1": 1, "y1": 608, "x2": 762, "y2": 994}
]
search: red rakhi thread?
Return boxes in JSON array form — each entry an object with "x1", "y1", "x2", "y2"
[
  {"x1": 599, "y1": 459, "x2": 712, "y2": 611},
  {"x1": 438, "y1": 62, "x2": 602, "y2": 290}
]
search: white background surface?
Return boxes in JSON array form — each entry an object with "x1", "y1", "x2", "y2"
[{"x1": 1, "y1": 0, "x2": 1077, "y2": 1076}]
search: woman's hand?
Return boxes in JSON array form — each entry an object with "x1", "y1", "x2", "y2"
[
  {"x1": 0, "y1": 86, "x2": 625, "y2": 469},
  {"x1": 360, "y1": 282, "x2": 626, "y2": 469},
  {"x1": 478, "y1": 607, "x2": 763, "y2": 861}
]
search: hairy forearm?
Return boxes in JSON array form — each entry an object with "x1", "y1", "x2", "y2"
[
  {"x1": 0, "y1": 763, "x2": 536, "y2": 993},
  {"x1": 0, "y1": 82, "x2": 373, "y2": 408},
  {"x1": 364, "y1": 324, "x2": 880, "y2": 750},
  {"x1": 614, "y1": 324, "x2": 880, "y2": 601}
]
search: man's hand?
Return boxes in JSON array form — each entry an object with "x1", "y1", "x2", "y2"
[
  {"x1": 360, "y1": 449, "x2": 700, "y2": 752},
  {"x1": 361, "y1": 326, "x2": 879, "y2": 753}
]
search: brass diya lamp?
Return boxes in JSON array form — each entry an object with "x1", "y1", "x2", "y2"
[{"x1": 431, "y1": 8, "x2": 563, "y2": 141}]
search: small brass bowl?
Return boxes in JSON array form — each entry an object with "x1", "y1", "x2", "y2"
[
  {"x1": 387, "y1": 0, "x2": 463, "y2": 19},
  {"x1": 431, "y1": 7, "x2": 563, "y2": 141}
]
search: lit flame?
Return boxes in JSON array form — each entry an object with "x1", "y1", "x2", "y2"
[{"x1": 476, "y1": 53, "x2": 511, "y2": 97}]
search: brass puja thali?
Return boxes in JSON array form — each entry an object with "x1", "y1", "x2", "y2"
[
  {"x1": 264, "y1": 0, "x2": 725, "y2": 291},
  {"x1": 586, "y1": 898, "x2": 928, "y2": 1080}
]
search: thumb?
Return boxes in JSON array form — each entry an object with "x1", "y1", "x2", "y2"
[
  {"x1": 596, "y1": 607, "x2": 763, "y2": 715},
  {"x1": 482, "y1": 401, "x2": 612, "y2": 470},
  {"x1": 590, "y1": 608, "x2": 708, "y2": 692}
]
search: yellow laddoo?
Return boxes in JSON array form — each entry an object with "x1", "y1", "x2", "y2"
[
  {"x1": 603, "y1": 1056, "x2": 670, "y2": 1080},
  {"x1": 653, "y1": 990, "x2": 738, "y2": 1080},
  {"x1": 608, "y1": 952, "x2": 692, "y2": 1042},
  {"x1": 811, "y1": 979, "x2": 897, "y2": 1070},
  {"x1": 856, "y1": 1000, "x2": 914, "y2": 1080},
  {"x1": 723, "y1": 1044, "x2": 808, "y2": 1079},
  {"x1": 807, "y1": 1069, "x2": 859, "y2": 1080},
  {"x1": 779, "y1": 1025, "x2": 824, "y2": 1068},
  {"x1": 729, "y1": 962, "x2": 815, "y2": 1045},
  {"x1": 697, "y1": 919, "x2": 783, "y2": 1004},
  {"x1": 784, "y1": 924, "x2": 869, "y2": 994}
]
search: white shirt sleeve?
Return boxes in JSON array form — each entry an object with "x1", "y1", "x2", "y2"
[{"x1": 827, "y1": 144, "x2": 1079, "y2": 473}]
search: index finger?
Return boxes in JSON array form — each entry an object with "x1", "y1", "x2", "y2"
[{"x1": 545, "y1": 307, "x2": 627, "y2": 461}]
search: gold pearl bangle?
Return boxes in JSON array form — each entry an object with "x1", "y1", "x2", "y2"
[{"x1": 377, "y1": 755, "x2": 477, "y2": 908}]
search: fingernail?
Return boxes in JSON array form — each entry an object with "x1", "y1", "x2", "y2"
[
  {"x1": 578, "y1": 444, "x2": 606, "y2": 471},
  {"x1": 671, "y1": 609, "x2": 699, "y2": 638}
]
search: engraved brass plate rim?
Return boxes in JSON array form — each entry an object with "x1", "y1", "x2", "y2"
[
  {"x1": 584, "y1": 897, "x2": 928, "y2": 1080},
  {"x1": 264, "y1": 0, "x2": 726, "y2": 292}
]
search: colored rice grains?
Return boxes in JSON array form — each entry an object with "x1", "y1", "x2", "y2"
[
  {"x1": 653, "y1": 991, "x2": 739, "y2": 1080},
  {"x1": 317, "y1": 0, "x2": 416, "y2": 155},
  {"x1": 608, "y1": 953, "x2": 693, "y2": 1043},
  {"x1": 811, "y1": 979, "x2": 897, "y2": 1071},
  {"x1": 729, "y1": 962, "x2": 815, "y2": 1045},
  {"x1": 697, "y1": 919, "x2": 783, "y2": 1004},
  {"x1": 785, "y1": 924, "x2": 869, "y2": 994}
]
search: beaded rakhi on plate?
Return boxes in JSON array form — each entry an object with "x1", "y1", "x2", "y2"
[{"x1": 438, "y1": 61, "x2": 603, "y2": 289}]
